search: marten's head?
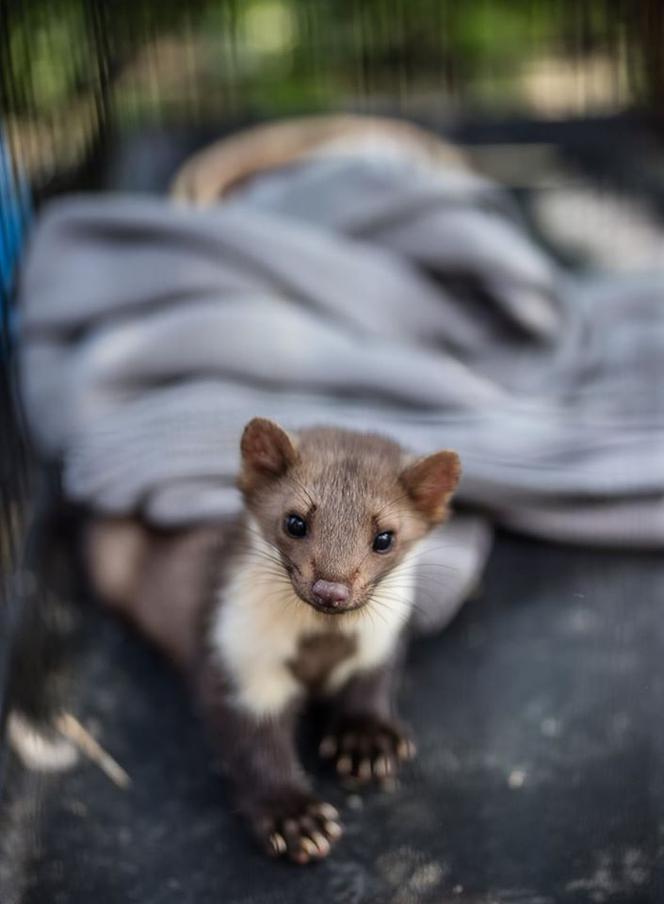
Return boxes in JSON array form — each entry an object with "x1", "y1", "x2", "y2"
[{"x1": 238, "y1": 418, "x2": 461, "y2": 616}]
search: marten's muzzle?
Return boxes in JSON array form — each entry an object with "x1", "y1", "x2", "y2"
[{"x1": 310, "y1": 579, "x2": 352, "y2": 613}]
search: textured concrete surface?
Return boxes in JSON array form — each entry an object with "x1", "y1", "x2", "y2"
[{"x1": 19, "y1": 532, "x2": 664, "y2": 904}]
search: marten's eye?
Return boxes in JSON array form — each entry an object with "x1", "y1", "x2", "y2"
[
  {"x1": 372, "y1": 531, "x2": 394, "y2": 553},
  {"x1": 284, "y1": 514, "x2": 307, "y2": 538}
]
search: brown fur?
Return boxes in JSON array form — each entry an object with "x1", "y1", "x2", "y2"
[
  {"x1": 84, "y1": 418, "x2": 461, "y2": 864},
  {"x1": 86, "y1": 422, "x2": 461, "y2": 664},
  {"x1": 288, "y1": 633, "x2": 358, "y2": 692},
  {"x1": 238, "y1": 420, "x2": 460, "y2": 613},
  {"x1": 85, "y1": 518, "x2": 228, "y2": 669}
]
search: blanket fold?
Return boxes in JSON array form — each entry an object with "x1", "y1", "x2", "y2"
[{"x1": 17, "y1": 116, "x2": 664, "y2": 628}]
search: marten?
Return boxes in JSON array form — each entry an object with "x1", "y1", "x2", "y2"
[{"x1": 85, "y1": 418, "x2": 461, "y2": 864}]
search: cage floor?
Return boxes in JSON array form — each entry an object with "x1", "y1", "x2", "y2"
[{"x1": 21, "y1": 532, "x2": 664, "y2": 904}]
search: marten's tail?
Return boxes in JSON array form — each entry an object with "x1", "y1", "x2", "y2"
[{"x1": 84, "y1": 517, "x2": 225, "y2": 672}]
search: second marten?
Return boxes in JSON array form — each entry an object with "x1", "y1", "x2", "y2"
[{"x1": 85, "y1": 418, "x2": 461, "y2": 863}]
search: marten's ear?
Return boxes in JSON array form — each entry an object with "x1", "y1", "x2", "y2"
[
  {"x1": 400, "y1": 450, "x2": 461, "y2": 523},
  {"x1": 239, "y1": 418, "x2": 298, "y2": 491}
]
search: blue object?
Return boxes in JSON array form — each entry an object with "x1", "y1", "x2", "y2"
[{"x1": 0, "y1": 126, "x2": 31, "y2": 338}]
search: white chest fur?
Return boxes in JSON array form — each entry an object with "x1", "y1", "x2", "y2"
[{"x1": 210, "y1": 523, "x2": 416, "y2": 717}]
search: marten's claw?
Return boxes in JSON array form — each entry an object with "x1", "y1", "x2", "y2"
[
  {"x1": 253, "y1": 791, "x2": 343, "y2": 863},
  {"x1": 320, "y1": 714, "x2": 416, "y2": 785}
]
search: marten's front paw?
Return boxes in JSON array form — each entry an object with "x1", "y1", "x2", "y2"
[
  {"x1": 319, "y1": 714, "x2": 416, "y2": 784},
  {"x1": 250, "y1": 789, "x2": 343, "y2": 864}
]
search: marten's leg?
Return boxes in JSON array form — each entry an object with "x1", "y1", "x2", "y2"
[
  {"x1": 197, "y1": 658, "x2": 343, "y2": 864},
  {"x1": 319, "y1": 648, "x2": 416, "y2": 784}
]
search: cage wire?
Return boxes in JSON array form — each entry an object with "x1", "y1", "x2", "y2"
[
  {"x1": 0, "y1": 3, "x2": 661, "y2": 649},
  {"x1": 0, "y1": 1, "x2": 657, "y2": 189},
  {"x1": 0, "y1": 3, "x2": 663, "y2": 893},
  {"x1": 0, "y1": 0, "x2": 661, "y2": 746}
]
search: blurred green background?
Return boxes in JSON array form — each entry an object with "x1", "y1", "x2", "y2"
[{"x1": 1, "y1": 0, "x2": 661, "y2": 181}]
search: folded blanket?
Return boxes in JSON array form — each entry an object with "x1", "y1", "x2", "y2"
[{"x1": 16, "y1": 116, "x2": 664, "y2": 628}]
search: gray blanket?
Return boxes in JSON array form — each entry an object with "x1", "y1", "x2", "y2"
[{"x1": 16, "y1": 133, "x2": 664, "y2": 628}]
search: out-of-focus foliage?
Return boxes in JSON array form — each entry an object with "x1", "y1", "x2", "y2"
[{"x1": 0, "y1": 0, "x2": 656, "y2": 178}]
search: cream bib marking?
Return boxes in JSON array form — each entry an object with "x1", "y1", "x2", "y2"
[{"x1": 211, "y1": 521, "x2": 417, "y2": 716}]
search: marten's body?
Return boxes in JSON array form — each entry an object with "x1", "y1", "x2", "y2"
[{"x1": 85, "y1": 420, "x2": 460, "y2": 863}]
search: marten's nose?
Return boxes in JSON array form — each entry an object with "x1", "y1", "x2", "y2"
[{"x1": 312, "y1": 579, "x2": 350, "y2": 609}]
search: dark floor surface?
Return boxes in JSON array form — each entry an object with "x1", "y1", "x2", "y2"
[{"x1": 22, "y1": 532, "x2": 664, "y2": 904}]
